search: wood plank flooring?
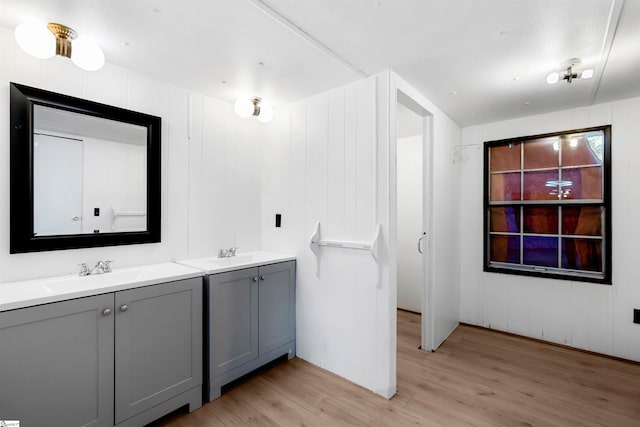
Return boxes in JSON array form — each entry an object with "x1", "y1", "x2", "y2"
[{"x1": 150, "y1": 310, "x2": 640, "y2": 426}]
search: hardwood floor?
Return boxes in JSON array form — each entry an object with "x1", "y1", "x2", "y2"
[{"x1": 150, "y1": 310, "x2": 640, "y2": 426}]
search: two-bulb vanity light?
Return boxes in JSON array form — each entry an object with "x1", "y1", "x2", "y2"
[
  {"x1": 234, "y1": 97, "x2": 274, "y2": 123},
  {"x1": 15, "y1": 22, "x2": 105, "y2": 71}
]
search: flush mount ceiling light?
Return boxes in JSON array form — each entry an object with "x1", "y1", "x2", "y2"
[
  {"x1": 15, "y1": 22, "x2": 105, "y2": 71},
  {"x1": 546, "y1": 58, "x2": 594, "y2": 85},
  {"x1": 234, "y1": 97, "x2": 274, "y2": 123}
]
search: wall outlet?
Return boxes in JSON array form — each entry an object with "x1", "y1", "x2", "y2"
[
  {"x1": 275, "y1": 213, "x2": 282, "y2": 228},
  {"x1": 94, "y1": 207, "x2": 100, "y2": 216},
  {"x1": 634, "y1": 309, "x2": 640, "y2": 325}
]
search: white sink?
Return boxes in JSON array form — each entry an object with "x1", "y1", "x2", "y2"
[
  {"x1": 177, "y1": 251, "x2": 295, "y2": 274},
  {"x1": 0, "y1": 262, "x2": 204, "y2": 312},
  {"x1": 40, "y1": 269, "x2": 149, "y2": 294},
  {"x1": 205, "y1": 253, "x2": 257, "y2": 266}
]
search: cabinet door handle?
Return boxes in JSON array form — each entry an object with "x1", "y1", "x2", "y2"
[
  {"x1": 252, "y1": 276, "x2": 258, "y2": 282},
  {"x1": 119, "y1": 304, "x2": 129, "y2": 312},
  {"x1": 102, "y1": 308, "x2": 112, "y2": 316},
  {"x1": 260, "y1": 275, "x2": 266, "y2": 281}
]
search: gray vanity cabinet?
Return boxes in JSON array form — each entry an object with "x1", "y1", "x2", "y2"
[
  {"x1": 114, "y1": 278, "x2": 202, "y2": 425},
  {"x1": 209, "y1": 260, "x2": 295, "y2": 400},
  {"x1": 258, "y1": 261, "x2": 296, "y2": 354},
  {"x1": 0, "y1": 293, "x2": 115, "y2": 427},
  {"x1": 209, "y1": 267, "x2": 259, "y2": 377},
  {"x1": 0, "y1": 277, "x2": 202, "y2": 427}
]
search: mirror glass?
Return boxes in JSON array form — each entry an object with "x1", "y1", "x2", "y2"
[
  {"x1": 10, "y1": 82, "x2": 161, "y2": 253},
  {"x1": 33, "y1": 105, "x2": 148, "y2": 236}
]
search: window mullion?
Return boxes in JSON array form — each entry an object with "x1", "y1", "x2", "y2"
[
  {"x1": 558, "y1": 142, "x2": 562, "y2": 269},
  {"x1": 520, "y1": 143, "x2": 524, "y2": 266}
]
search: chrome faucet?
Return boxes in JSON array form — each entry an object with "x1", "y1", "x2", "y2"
[
  {"x1": 91, "y1": 260, "x2": 106, "y2": 275},
  {"x1": 218, "y1": 247, "x2": 238, "y2": 258},
  {"x1": 79, "y1": 260, "x2": 114, "y2": 276}
]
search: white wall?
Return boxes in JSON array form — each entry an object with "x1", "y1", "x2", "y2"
[
  {"x1": 0, "y1": 27, "x2": 262, "y2": 283},
  {"x1": 397, "y1": 135, "x2": 422, "y2": 313},
  {"x1": 261, "y1": 75, "x2": 385, "y2": 394},
  {"x1": 261, "y1": 70, "x2": 462, "y2": 397},
  {"x1": 459, "y1": 98, "x2": 640, "y2": 362}
]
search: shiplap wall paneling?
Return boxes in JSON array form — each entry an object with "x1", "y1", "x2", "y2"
[
  {"x1": 459, "y1": 98, "x2": 640, "y2": 362},
  {"x1": 261, "y1": 76, "x2": 382, "y2": 393}
]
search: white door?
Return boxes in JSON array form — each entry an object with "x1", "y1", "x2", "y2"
[
  {"x1": 397, "y1": 110, "x2": 424, "y2": 313},
  {"x1": 33, "y1": 133, "x2": 83, "y2": 236}
]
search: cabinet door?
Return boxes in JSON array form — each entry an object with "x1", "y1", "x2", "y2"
[
  {"x1": 210, "y1": 267, "x2": 259, "y2": 377},
  {"x1": 114, "y1": 278, "x2": 202, "y2": 424},
  {"x1": 0, "y1": 294, "x2": 114, "y2": 427},
  {"x1": 259, "y1": 261, "x2": 296, "y2": 355}
]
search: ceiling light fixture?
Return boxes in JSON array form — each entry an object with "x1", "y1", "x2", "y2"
[
  {"x1": 15, "y1": 22, "x2": 105, "y2": 71},
  {"x1": 234, "y1": 97, "x2": 274, "y2": 123},
  {"x1": 546, "y1": 58, "x2": 594, "y2": 85}
]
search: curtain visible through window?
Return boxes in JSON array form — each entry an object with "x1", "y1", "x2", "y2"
[{"x1": 484, "y1": 126, "x2": 611, "y2": 284}]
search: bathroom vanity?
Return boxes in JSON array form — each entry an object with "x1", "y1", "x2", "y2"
[
  {"x1": 0, "y1": 263, "x2": 204, "y2": 427},
  {"x1": 0, "y1": 253, "x2": 296, "y2": 425},
  {"x1": 177, "y1": 251, "x2": 296, "y2": 401}
]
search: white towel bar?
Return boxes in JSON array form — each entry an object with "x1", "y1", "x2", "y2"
[{"x1": 309, "y1": 222, "x2": 381, "y2": 277}]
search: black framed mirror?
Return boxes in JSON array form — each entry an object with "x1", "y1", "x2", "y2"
[{"x1": 10, "y1": 82, "x2": 161, "y2": 253}]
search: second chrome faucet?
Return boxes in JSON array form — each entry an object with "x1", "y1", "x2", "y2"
[{"x1": 218, "y1": 247, "x2": 238, "y2": 258}]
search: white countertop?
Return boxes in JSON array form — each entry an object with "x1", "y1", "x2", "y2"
[
  {"x1": 176, "y1": 250, "x2": 296, "y2": 274},
  {"x1": 0, "y1": 262, "x2": 204, "y2": 312}
]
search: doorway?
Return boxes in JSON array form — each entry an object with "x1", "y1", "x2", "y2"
[
  {"x1": 395, "y1": 89, "x2": 433, "y2": 353},
  {"x1": 396, "y1": 102, "x2": 423, "y2": 315}
]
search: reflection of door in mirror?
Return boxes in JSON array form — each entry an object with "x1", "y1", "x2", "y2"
[
  {"x1": 33, "y1": 104, "x2": 148, "y2": 236},
  {"x1": 34, "y1": 134, "x2": 83, "y2": 236}
]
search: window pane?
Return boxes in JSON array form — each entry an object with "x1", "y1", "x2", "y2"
[
  {"x1": 562, "y1": 133, "x2": 604, "y2": 167},
  {"x1": 523, "y1": 137, "x2": 558, "y2": 169},
  {"x1": 562, "y1": 238, "x2": 602, "y2": 272},
  {"x1": 523, "y1": 236, "x2": 558, "y2": 267},
  {"x1": 490, "y1": 207, "x2": 520, "y2": 232},
  {"x1": 523, "y1": 207, "x2": 558, "y2": 234},
  {"x1": 490, "y1": 235, "x2": 520, "y2": 264},
  {"x1": 490, "y1": 143, "x2": 521, "y2": 172},
  {"x1": 562, "y1": 206, "x2": 602, "y2": 236},
  {"x1": 523, "y1": 170, "x2": 558, "y2": 200},
  {"x1": 490, "y1": 172, "x2": 521, "y2": 201},
  {"x1": 561, "y1": 167, "x2": 603, "y2": 200}
]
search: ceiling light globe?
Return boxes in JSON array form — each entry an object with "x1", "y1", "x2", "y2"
[
  {"x1": 256, "y1": 102, "x2": 274, "y2": 123},
  {"x1": 581, "y1": 69, "x2": 594, "y2": 79},
  {"x1": 546, "y1": 72, "x2": 559, "y2": 85},
  {"x1": 234, "y1": 98, "x2": 255, "y2": 118},
  {"x1": 70, "y1": 36, "x2": 105, "y2": 71},
  {"x1": 15, "y1": 22, "x2": 55, "y2": 59}
]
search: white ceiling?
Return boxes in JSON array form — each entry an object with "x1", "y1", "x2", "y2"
[{"x1": 1, "y1": 0, "x2": 638, "y2": 127}]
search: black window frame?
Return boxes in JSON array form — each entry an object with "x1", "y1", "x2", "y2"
[{"x1": 483, "y1": 125, "x2": 612, "y2": 285}]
